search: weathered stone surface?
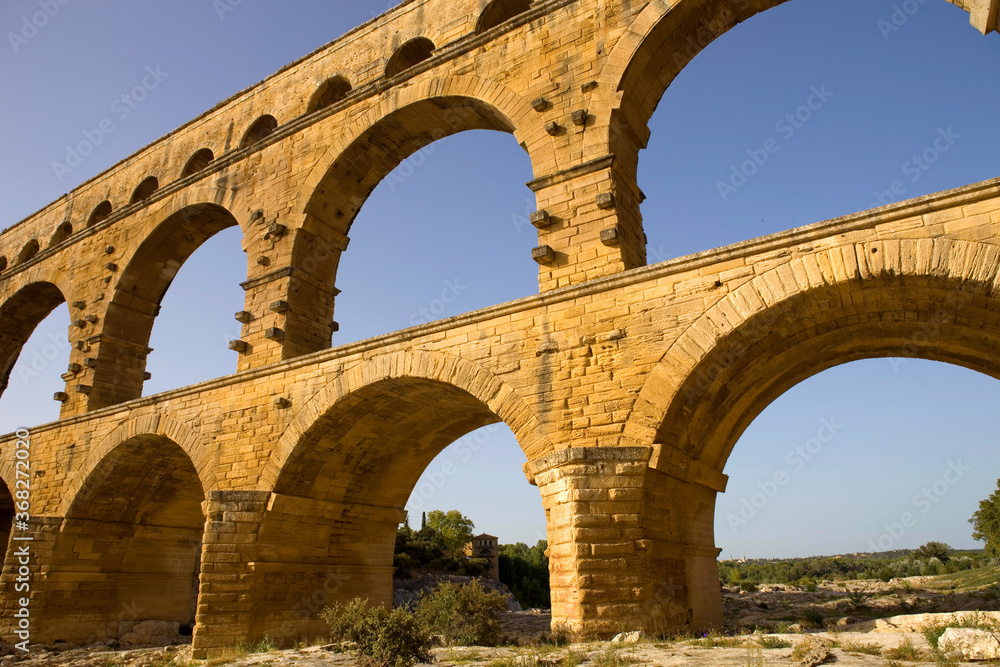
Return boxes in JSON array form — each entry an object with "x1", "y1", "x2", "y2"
[
  {"x1": 939, "y1": 628, "x2": 1000, "y2": 661},
  {"x1": 0, "y1": 0, "x2": 997, "y2": 660}
]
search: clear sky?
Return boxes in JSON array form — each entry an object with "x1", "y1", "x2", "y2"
[{"x1": 1, "y1": 0, "x2": 999, "y2": 559}]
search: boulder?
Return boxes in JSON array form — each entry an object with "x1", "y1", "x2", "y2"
[
  {"x1": 611, "y1": 631, "x2": 643, "y2": 644},
  {"x1": 939, "y1": 628, "x2": 1000, "y2": 661}
]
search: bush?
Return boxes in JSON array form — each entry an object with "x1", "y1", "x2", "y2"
[
  {"x1": 322, "y1": 598, "x2": 431, "y2": 667},
  {"x1": 416, "y1": 580, "x2": 509, "y2": 646}
]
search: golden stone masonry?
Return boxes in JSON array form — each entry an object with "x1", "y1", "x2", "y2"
[{"x1": 0, "y1": 0, "x2": 998, "y2": 657}]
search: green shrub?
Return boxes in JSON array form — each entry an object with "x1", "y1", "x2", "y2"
[
  {"x1": 803, "y1": 608, "x2": 825, "y2": 627},
  {"x1": 416, "y1": 580, "x2": 509, "y2": 646},
  {"x1": 322, "y1": 598, "x2": 431, "y2": 667}
]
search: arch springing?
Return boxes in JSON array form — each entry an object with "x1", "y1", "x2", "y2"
[
  {"x1": 308, "y1": 76, "x2": 352, "y2": 114},
  {"x1": 181, "y1": 148, "x2": 215, "y2": 178},
  {"x1": 130, "y1": 176, "x2": 159, "y2": 204},
  {"x1": 385, "y1": 38, "x2": 435, "y2": 77},
  {"x1": 240, "y1": 115, "x2": 278, "y2": 149},
  {"x1": 476, "y1": 0, "x2": 532, "y2": 33}
]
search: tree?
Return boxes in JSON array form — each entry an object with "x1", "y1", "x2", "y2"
[
  {"x1": 424, "y1": 510, "x2": 475, "y2": 553},
  {"x1": 914, "y1": 541, "x2": 952, "y2": 563},
  {"x1": 971, "y1": 479, "x2": 1000, "y2": 557}
]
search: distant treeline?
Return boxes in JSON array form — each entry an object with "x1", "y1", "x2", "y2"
[{"x1": 719, "y1": 543, "x2": 995, "y2": 589}]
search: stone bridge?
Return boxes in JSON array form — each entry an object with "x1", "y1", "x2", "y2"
[{"x1": 0, "y1": 0, "x2": 998, "y2": 656}]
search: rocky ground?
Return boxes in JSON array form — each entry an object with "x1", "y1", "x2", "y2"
[{"x1": 8, "y1": 574, "x2": 1000, "y2": 666}]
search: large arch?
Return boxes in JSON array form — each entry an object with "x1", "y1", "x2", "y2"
[
  {"x1": 585, "y1": 0, "x2": 996, "y2": 241},
  {"x1": 252, "y1": 350, "x2": 552, "y2": 643},
  {"x1": 90, "y1": 203, "x2": 242, "y2": 409},
  {"x1": 622, "y1": 238, "x2": 1000, "y2": 628},
  {"x1": 43, "y1": 433, "x2": 206, "y2": 644},
  {"x1": 0, "y1": 276, "x2": 71, "y2": 403},
  {"x1": 285, "y1": 80, "x2": 554, "y2": 357}
]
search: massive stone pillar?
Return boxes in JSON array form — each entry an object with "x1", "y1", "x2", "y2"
[
  {"x1": 192, "y1": 490, "x2": 270, "y2": 659},
  {"x1": 530, "y1": 157, "x2": 647, "y2": 291},
  {"x1": 0, "y1": 517, "x2": 61, "y2": 644},
  {"x1": 525, "y1": 445, "x2": 725, "y2": 639}
]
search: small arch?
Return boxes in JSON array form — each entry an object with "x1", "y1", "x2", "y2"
[
  {"x1": 180, "y1": 148, "x2": 215, "y2": 178},
  {"x1": 130, "y1": 176, "x2": 159, "y2": 204},
  {"x1": 476, "y1": 0, "x2": 532, "y2": 33},
  {"x1": 16, "y1": 240, "x2": 39, "y2": 265},
  {"x1": 385, "y1": 37, "x2": 435, "y2": 77},
  {"x1": 0, "y1": 257, "x2": 6, "y2": 272},
  {"x1": 87, "y1": 200, "x2": 113, "y2": 228},
  {"x1": 48, "y1": 222, "x2": 73, "y2": 248},
  {"x1": 307, "y1": 76, "x2": 353, "y2": 114},
  {"x1": 240, "y1": 115, "x2": 278, "y2": 149}
]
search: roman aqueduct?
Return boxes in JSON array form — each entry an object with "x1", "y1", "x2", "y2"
[{"x1": 0, "y1": 0, "x2": 998, "y2": 656}]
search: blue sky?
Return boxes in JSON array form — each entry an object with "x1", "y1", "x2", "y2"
[{"x1": 1, "y1": 0, "x2": 999, "y2": 558}]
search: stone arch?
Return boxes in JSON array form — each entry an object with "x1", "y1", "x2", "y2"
[
  {"x1": 385, "y1": 37, "x2": 435, "y2": 77},
  {"x1": 586, "y1": 0, "x2": 994, "y2": 210},
  {"x1": 15, "y1": 239, "x2": 39, "y2": 266},
  {"x1": 285, "y1": 79, "x2": 554, "y2": 357},
  {"x1": 57, "y1": 410, "x2": 217, "y2": 517},
  {"x1": 306, "y1": 75, "x2": 352, "y2": 114},
  {"x1": 615, "y1": 237, "x2": 1000, "y2": 634},
  {"x1": 89, "y1": 202, "x2": 242, "y2": 409},
  {"x1": 87, "y1": 200, "x2": 113, "y2": 228},
  {"x1": 476, "y1": 0, "x2": 532, "y2": 33},
  {"x1": 180, "y1": 148, "x2": 215, "y2": 178},
  {"x1": 262, "y1": 349, "x2": 553, "y2": 488},
  {"x1": 626, "y1": 238, "x2": 1000, "y2": 468},
  {"x1": 0, "y1": 270, "x2": 72, "y2": 402},
  {"x1": 130, "y1": 176, "x2": 160, "y2": 204},
  {"x1": 48, "y1": 221, "x2": 73, "y2": 248},
  {"x1": 240, "y1": 114, "x2": 278, "y2": 149},
  {"x1": 252, "y1": 350, "x2": 552, "y2": 641},
  {"x1": 44, "y1": 428, "x2": 207, "y2": 644}
]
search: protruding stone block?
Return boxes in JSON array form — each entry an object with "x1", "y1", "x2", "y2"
[
  {"x1": 530, "y1": 210, "x2": 552, "y2": 229},
  {"x1": 532, "y1": 245, "x2": 555, "y2": 264},
  {"x1": 234, "y1": 311, "x2": 253, "y2": 323},
  {"x1": 74, "y1": 385, "x2": 92, "y2": 395},
  {"x1": 67, "y1": 363, "x2": 82, "y2": 373},
  {"x1": 600, "y1": 228, "x2": 620, "y2": 246},
  {"x1": 268, "y1": 300, "x2": 289, "y2": 313},
  {"x1": 596, "y1": 192, "x2": 616, "y2": 210},
  {"x1": 545, "y1": 121, "x2": 561, "y2": 136},
  {"x1": 228, "y1": 340, "x2": 249, "y2": 353},
  {"x1": 265, "y1": 327, "x2": 284, "y2": 341},
  {"x1": 53, "y1": 392, "x2": 69, "y2": 402},
  {"x1": 273, "y1": 397, "x2": 291, "y2": 409},
  {"x1": 531, "y1": 97, "x2": 549, "y2": 111},
  {"x1": 572, "y1": 110, "x2": 589, "y2": 127}
]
